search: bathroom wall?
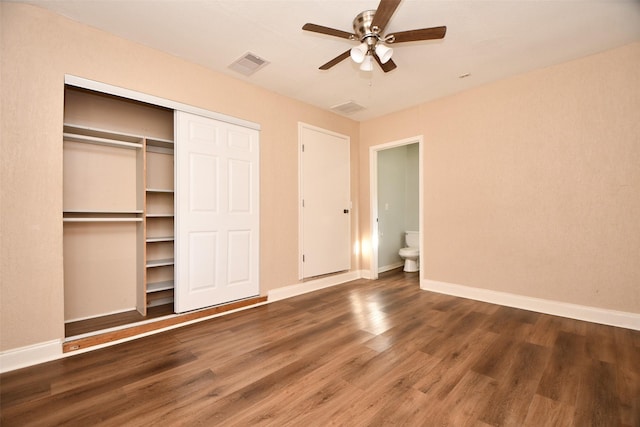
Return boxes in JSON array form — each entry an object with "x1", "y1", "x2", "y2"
[{"x1": 377, "y1": 143, "x2": 419, "y2": 271}]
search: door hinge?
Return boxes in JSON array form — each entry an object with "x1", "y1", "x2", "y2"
[
  {"x1": 302, "y1": 199, "x2": 305, "y2": 208},
  {"x1": 302, "y1": 254, "x2": 305, "y2": 262},
  {"x1": 302, "y1": 144, "x2": 305, "y2": 152}
]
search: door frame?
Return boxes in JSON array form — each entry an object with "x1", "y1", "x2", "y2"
[{"x1": 369, "y1": 135, "x2": 424, "y2": 280}]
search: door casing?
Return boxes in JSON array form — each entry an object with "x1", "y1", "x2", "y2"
[{"x1": 369, "y1": 136, "x2": 424, "y2": 281}]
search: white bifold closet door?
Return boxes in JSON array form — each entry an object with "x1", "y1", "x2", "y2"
[{"x1": 175, "y1": 111, "x2": 259, "y2": 313}]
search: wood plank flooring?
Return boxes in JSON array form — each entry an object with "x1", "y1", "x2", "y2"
[
  {"x1": 2, "y1": 269, "x2": 639, "y2": 426},
  {"x1": 65, "y1": 304, "x2": 175, "y2": 337}
]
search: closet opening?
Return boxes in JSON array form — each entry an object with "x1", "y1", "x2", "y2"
[{"x1": 63, "y1": 85, "x2": 176, "y2": 338}]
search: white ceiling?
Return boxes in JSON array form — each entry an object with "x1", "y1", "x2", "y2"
[{"x1": 14, "y1": 0, "x2": 640, "y2": 121}]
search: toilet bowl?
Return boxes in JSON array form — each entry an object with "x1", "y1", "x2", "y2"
[{"x1": 399, "y1": 231, "x2": 420, "y2": 272}]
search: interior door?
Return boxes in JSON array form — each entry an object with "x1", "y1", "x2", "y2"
[
  {"x1": 299, "y1": 123, "x2": 351, "y2": 279},
  {"x1": 175, "y1": 111, "x2": 259, "y2": 312}
]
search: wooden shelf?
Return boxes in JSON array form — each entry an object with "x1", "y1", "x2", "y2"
[
  {"x1": 146, "y1": 258, "x2": 174, "y2": 268},
  {"x1": 147, "y1": 289, "x2": 174, "y2": 307},
  {"x1": 147, "y1": 280, "x2": 174, "y2": 293},
  {"x1": 64, "y1": 217, "x2": 143, "y2": 223},
  {"x1": 64, "y1": 210, "x2": 143, "y2": 214},
  {"x1": 63, "y1": 211, "x2": 143, "y2": 223},
  {"x1": 64, "y1": 124, "x2": 144, "y2": 149},
  {"x1": 146, "y1": 236, "x2": 174, "y2": 243},
  {"x1": 144, "y1": 135, "x2": 174, "y2": 311},
  {"x1": 146, "y1": 188, "x2": 174, "y2": 193},
  {"x1": 147, "y1": 138, "x2": 174, "y2": 154}
]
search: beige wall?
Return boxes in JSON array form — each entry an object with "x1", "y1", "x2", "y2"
[
  {"x1": 360, "y1": 42, "x2": 640, "y2": 313},
  {"x1": 2, "y1": 2, "x2": 638, "y2": 355},
  {"x1": 0, "y1": 3, "x2": 359, "y2": 351}
]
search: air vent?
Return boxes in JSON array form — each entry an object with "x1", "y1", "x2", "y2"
[
  {"x1": 330, "y1": 100, "x2": 366, "y2": 115},
  {"x1": 228, "y1": 52, "x2": 269, "y2": 76}
]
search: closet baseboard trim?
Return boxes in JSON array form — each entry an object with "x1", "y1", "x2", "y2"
[
  {"x1": 422, "y1": 278, "x2": 640, "y2": 331},
  {"x1": 0, "y1": 339, "x2": 63, "y2": 374},
  {"x1": 62, "y1": 296, "x2": 267, "y2": 354}
]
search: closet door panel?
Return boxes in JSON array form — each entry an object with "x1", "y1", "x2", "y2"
[
  {"x1": 175, "y1": 111, "x2": 259, "y2": 313},
  {"x1": 188, "y1": 231, "x2": 218, "y2": 291}
]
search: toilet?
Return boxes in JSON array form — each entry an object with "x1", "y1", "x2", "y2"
[{"x1": 399, "y1": 231, "x2": 420, "y2": 272}]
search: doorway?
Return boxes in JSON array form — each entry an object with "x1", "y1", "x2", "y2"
[{"x1": 370, "y1": 136, "x2": 423, "y2": 280}]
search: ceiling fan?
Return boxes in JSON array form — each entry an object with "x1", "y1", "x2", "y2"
[{"x1": 302, "y1": 0, "x2": 446, "y2": 73}]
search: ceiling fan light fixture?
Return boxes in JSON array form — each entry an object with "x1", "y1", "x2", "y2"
[
  {"x1": 375, "y1": 43, "x2": 393, "y2": 64},
  {"x1": 302, "y1": 0, "x2": 447, "y2": 73},
  {"x1": 350, "y1": 43, "x2": 368, "y2": 64},
  {"x1": 360, "y1": 54, "x2": 374, "y2": 71}
]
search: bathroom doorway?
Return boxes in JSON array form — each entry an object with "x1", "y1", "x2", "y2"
[{"x1": 369, "y1": 136, "x2": 423, "y2": 281}]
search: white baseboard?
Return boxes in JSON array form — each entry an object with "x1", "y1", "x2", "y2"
[
  {"x1": 268, "y1": 270, "x2": 363, "y2": 302},
  {"x1": 1, "y1": 273, "x2": 366, "y2": 373},
  {"x1": 0, "y1": 339, "x2": 63, "y2": 374},
  {"x1": 422, "y1": 279, "x2": 640, "y2": 331},
  {"x1": 0, "y1": 299, "x2": 271, "y2": 373},
  {"x1": 378, "y1": 261, "x2": 404, "y2": 274}
]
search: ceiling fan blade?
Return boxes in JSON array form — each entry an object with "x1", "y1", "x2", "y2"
[
  {"x1": 373, "y1": 53, "x2": 397, "y2": 73},
  {"x1": 302, "y1": 23, "x2": 356, "y2": 40},
  {"x1": 371, "y1": 0, "x2": 401, "y2": 33},
  {"x1": 319, "y1": 50, "x2": 351, "y2": 70},
  {"x1": 387, "y1": 26, "x2": 447, "y2": 43}
]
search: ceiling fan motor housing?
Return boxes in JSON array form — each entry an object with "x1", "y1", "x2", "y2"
[{"x1": 353, "y1": 10, "x2": 380, "y2": 48}]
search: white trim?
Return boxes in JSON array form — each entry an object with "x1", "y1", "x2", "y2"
[
  {"x1": 422, "y1": 279, "x2": 640, "y2": 331},
  {"x1": 0, "y1": 340, "x2": 63, "y2": 373},
  {"x1": 1, "y1": 270, "x2": 363, "y2": 373},
  {"x1": 268, "y1": 270, "x2": 362, "y2": 302},
  {"x1": 62, "y1": 300, "x2": 270, "y2": 359},
  {"x1": 0, "y1": 299, "x2": 271, "y2": 373},
  {"x1": 369, "y1": 136, "x2": 424, "y2": 281},
  {"x1": 64, "y1": 75, "x2": 260, "y2": 131},
  {"x1": 378, "y1": 261, "x2": 404, "y2": 274},
  {"x1": 360, "y1": 269, "x2": 373, "y2": 280}
]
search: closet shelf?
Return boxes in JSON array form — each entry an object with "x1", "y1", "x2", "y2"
[
  {"x1": 147, "y1": 280, "x2": 174, "y2": 293},
  {"x1": 146, "y1": 236, "x2": 175, "y2": 243},
  {"x1": 63, "y1": 210, "x2": 143, "y2": 223},
  {"x1": 146, "y1": 258, "x2": 174, "y2": 268},
  {"x1": 64, "y1": 210, "x2": 143, "y2": 214},
  {"x1": 147, "y1": 138, "x2": 173, "y2": 154},
  {"x1": 63, "y1": 124, "x2": 144, "y2": 149},
  {"x1": 63, "y1": 217, "x2": 143, "y2": 223},
  {"x1": 146, "y1": 188, "x2": 174, "y2": 193},
  {"x1": 146, "y1": 213, "x2": 174, "y2": 218}
]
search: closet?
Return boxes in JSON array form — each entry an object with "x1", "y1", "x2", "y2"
[{"x1": 63, "y1": 80, "x2": 259, "y2": 337}]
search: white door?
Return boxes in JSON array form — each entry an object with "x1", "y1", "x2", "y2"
[
  {"x1": 175, "y1": 111, "x2": 259, "y2": 312},
  {"x1": 299, "y1": 123, "x2": 351, "y2": 279}
]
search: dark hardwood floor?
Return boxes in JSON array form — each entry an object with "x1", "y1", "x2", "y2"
[
  {"x1": 65, "y1": 303, "x2": 175, "y2": 337},
  {"x1": 2, "y1": 269, "x2": 639, "y2": 426}
]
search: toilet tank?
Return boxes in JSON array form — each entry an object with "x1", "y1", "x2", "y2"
[{"x1": 405, "y1": 231, "x2": 419, "y2": 247}]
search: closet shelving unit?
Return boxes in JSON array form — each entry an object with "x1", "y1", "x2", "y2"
[
  {"x1": 63, "y1": 114, "x2": 174, "y2": 325},
  {"x1": 62, "y1": 124, "x2": 145, "y2": 217},
  {"x1": 144, "y1": 137, "x2": 175, "y2": 312}
]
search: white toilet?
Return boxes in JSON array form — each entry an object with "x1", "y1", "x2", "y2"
[{"x1": 399, "y1": 231, "x2": 420, "y2": 272}]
